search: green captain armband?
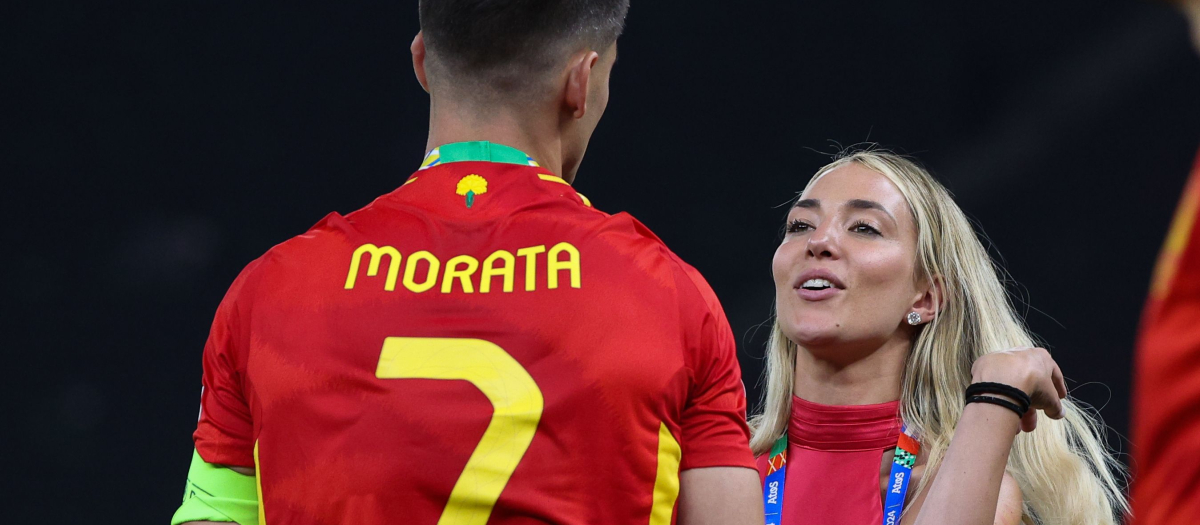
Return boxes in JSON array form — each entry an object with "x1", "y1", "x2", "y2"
[{"x1": 171, "y1": 449, "x2": 258, "y2": 525}]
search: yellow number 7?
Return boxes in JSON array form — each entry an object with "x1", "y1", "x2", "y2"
[{"x1": 375, "y1": 337, "x2": 544, "y2": 525}]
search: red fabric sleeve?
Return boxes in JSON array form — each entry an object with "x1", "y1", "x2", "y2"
[
  {"x1": 674, "y1": 263, "x2": 756, "y2": 471},
  {"x1": 192, "y1": 259, "x2": 262, "y2": 468},
  {"x1": 1131, "y1": 152, "x2": 1200, "y2": 525}
]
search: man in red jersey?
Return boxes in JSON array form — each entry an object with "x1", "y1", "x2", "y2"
[
  {"x1": 1130, "y1": 2, "x2": 1200, "y2": 524},
  {"x1": 170, "y1": 1, "x2": 762, "y2": 525}
]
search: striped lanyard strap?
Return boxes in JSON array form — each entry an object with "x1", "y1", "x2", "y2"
[{"x1": 762, "y1": 425, "x2": 921, "y2": 525}]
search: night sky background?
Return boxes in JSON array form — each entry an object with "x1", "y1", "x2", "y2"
[{"x1": 9, "y1": 1, "x2": 1200, "y2": 522}]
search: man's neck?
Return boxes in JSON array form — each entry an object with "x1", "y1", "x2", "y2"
[
  {"x1": 792, "y1": 337, "x2": 909, "y2": 406},
  {"x1": 425, "y1": 98, "x2": 565, "y2": 177}
]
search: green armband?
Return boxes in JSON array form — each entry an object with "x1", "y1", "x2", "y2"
[{"x1": 170, "y1": 449, "x2": 258, "y2": 525}]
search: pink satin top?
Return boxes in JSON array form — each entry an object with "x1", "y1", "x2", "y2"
[{"x1": 756, "y1": 396, "x2": 904, "y2": 525}]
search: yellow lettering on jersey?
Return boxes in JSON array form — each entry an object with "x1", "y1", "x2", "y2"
[
  {"x1": 516, "y1": 245, "x2": 546, "y2": 292},
  {"x1": 376, "y1": 337, "x2": 543, "y2": 525},
  {"x1": 404, "y1": 251, "x2": 441, "y2": 293},
  {"x1": 480, "y1": 250, "x2": 515, "y2": 293},
  {"x1": 547, "y1": 242, "x2": 581, "y2": 289},
  {"x1": 442, "y1": 255, "x2": 480, "y2": 294},
  {"x1": 345, "y1": 244, "x2": 402, "y2": 291},
  {"x1": 344, "y1": 243, "x2": 580, "y2": 293},
  {"x1": 649, "y1": 423, "x2": 681, "y2": 525}
]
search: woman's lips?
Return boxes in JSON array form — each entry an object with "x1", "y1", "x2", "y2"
[{"x1": 795, "y1": 286, "x2": 841, "y2": 301}]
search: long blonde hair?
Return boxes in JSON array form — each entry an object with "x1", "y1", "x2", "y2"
[{"x1": 748, "y1": 151, "x2": 1128, "y2": 525}]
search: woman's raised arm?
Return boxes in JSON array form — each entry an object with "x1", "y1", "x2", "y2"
[{"x1": 906, "y1": 347, "x2": 1067, "y2": 525}]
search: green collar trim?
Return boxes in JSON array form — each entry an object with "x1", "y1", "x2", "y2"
[{"x1": 420, "y1": 141, "x2": 540, "y2": 170}]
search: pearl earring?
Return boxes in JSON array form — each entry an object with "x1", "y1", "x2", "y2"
[{"x1": 906, "y1": 312, "x2": 922, "y2": 325}]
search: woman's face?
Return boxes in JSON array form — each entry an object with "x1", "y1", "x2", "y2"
[{"x1": 772, "y1": 163, "x2": 931, "y2": 359}]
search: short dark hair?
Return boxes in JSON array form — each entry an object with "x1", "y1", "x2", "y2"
[{"x1": 419, "y1": 0, "x2": 629, "y2": 97}]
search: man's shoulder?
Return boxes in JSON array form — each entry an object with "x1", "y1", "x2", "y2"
[
  {"x1": 258, "y1": 211, "x2": 357, "y2": 262},
  {"x1": 588, "y1": 212, "x2": 722, "y2": 312},
  {"x1": 254, "y1": 188, "x2": 424, "y2": 262},
  {"x1": 587, "y1": 212, "x2": 682, "y2": 266},
  {"x1": 227, "y1": 208, "x2": 370, "y2": 294}
]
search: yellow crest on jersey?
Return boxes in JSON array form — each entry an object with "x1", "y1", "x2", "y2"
[
  {"x1": 456, "y1": 174, "x2": 487, "y2": 196},
  {"x1": 456, "y1": 174, "x2": 488, "y2": 208}
]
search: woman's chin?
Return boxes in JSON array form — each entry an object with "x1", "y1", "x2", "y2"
[{"x1": 783, "y1": 322, "x2": 843, "y2": 348}]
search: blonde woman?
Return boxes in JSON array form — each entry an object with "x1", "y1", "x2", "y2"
[{"x1": 751, "y1": 151, "x2": 1127, "y2": 525}]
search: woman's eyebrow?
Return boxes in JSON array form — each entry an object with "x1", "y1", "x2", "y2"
[
  {"x1": 794, "y1": 198, "x2": 896, "y2": 222},
  {"x1": 845, "y1": 199, "x2": 895, "y2": 221}
]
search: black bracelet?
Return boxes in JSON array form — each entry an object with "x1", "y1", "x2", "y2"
[
  {"x1": 965, "y1": 382, "x2": 1032, "y2": 412},
  {"x1": 965, "y1": 395, "x2": 1027, "y2": 417}
]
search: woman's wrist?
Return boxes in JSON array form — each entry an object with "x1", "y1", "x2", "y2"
[
  {"x1": 959, "y1": 399, "x2": 1023, "y2": 435},
  {"x1": 967, "y1": 391, "x2": 1021, "y2": 406},
  {"x1": 966, "y1": 383, "x2": 1031, "y2": 411},
  {"x1": 965, "y1": 394, "x2": 1026, "y2": 420},
  {"x1": 964, "y1": 379, "x2": 1031, "y2": 421}
]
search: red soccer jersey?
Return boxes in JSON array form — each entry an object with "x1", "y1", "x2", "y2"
[
  {"x1": 1131, "y1": 150, "x2": 1200, "y2": 525},
  {"x1": 192, "y1": 160, "x2": 755, "y2": 525}
]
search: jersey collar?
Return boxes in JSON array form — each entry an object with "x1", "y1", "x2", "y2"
[{"x1": 419, "y1": 141, "x2": 540, "y2": 170}]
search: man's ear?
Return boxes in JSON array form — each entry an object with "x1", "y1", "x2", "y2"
[
  {"x1": 564, "y1": 50, "x2": 600, "y2": 119},
  {"x1": 910, "y1": 274, "x2": 947, "y2": 325},
  {"x1": 411, "y1": 31, "x2": 430, "y2": 93}
]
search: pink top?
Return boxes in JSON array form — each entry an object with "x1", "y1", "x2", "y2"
[{"x1": 756, "y1": 396, "x2": 904, "y2": 525}]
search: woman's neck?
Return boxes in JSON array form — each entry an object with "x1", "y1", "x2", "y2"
[{"x1": 792, "y1": 337, "x2": 909, "y2": 406}]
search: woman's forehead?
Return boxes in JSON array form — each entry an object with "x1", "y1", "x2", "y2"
[{"x1": 799, "y1": 164, "x2": 911, "y2": 215}]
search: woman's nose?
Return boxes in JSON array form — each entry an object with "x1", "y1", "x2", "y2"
[{"x1": 806, "y1": 226, "x2": 839, "y2": 259}]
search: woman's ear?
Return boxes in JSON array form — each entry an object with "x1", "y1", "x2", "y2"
[{"x1": 910, "y1": 274, "x2": 946, "y2": 325}]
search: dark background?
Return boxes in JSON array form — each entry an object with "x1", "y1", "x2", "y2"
[{"x1": 9, "y1": 1, "x2": 1200, "y2": 522}]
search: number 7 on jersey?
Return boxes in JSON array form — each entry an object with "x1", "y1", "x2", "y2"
[{"x1": 375, "y1": 337, "x2": 544, "y2": 525}]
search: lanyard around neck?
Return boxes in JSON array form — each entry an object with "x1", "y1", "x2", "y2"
[{"x1": 762, "y1": 426, "x2": 921, "y2": 525}]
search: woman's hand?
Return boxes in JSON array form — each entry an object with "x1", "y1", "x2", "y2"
[{"x1": 971, "y1": 347, "x2": 1068, "y2": 432}]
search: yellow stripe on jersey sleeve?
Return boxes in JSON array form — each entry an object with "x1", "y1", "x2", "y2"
[
  {"x1": 254, "y1": 441, "x2": 265, "y2": 525},
  {"x1": 650, "y1": 423, "x2": 682, "y2": 525}
]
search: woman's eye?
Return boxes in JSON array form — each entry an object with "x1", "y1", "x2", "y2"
[
  {"x1": 850, "y1": 221, "x2": 880, "y2": 235},
  {"x1": 786, "y1": 219, "x2": 812, "y2": 233}
]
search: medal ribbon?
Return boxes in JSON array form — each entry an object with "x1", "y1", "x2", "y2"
[
  {"x1": 762, "y1": 425, "x2": 920, "y2": 525},
  {"x1": 762, "y1": 436, "x2": 788, "y2": 525}
]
